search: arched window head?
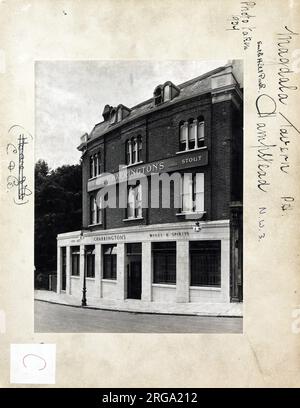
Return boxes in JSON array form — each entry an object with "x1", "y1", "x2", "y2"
[{"x1": 137, "y1": 136, "x2": 142, "y2": 162}]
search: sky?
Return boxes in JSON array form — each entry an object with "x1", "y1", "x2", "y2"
[{"x1": 35, "y1": 60, "x2": 228, "y2": 170}]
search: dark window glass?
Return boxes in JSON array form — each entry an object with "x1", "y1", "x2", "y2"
[
  {"x1": 137, "y1": 136, "x2": 142, "y2": 162},
  {"x1": 154, "y1": 87, "x2": 162, "y2": 105},
  {"x1": 152, "y1": 242, "x2": 176, "y2": 284},
  {"x1": 86, "y1": 245, "x2": 95, "y2": 278},
  {"x1": 103, "y1": 244, "x2": 117, "y2": 280},
  {"x1": 127, "y1": 243, "x2": 142, "y2": 255},
  {"x1": 71, "y1": 246, "x2": 80, "y2": 276},
  {"x1": 190, "y1": 241, "x2": 221, "y2": 287},
  {"x1": 89, "y1": 156, "x2": 94, "y2": 178}
]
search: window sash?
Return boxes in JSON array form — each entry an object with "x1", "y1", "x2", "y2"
[
  {"x1": 127, "y1": 184, "x2": 142, "y2": 218},
  {"x1": 153, "y1": 252, "x2": 176, "y2": 284},
  {"x1": 190, "y1": 241, "x2": 221, "y2": 287},
  {"x1": 103, "y1": 254, "x2": 117, "y2": 279},
  {"x1": 86, "y1": 253, "x2": 95, "y2": 278},
  {"x1": 194, "y1": 173, "x2": 204, "y2": 212},
  {"x1": 71, "y1": 253, "x2": 80, "y2": 276}
]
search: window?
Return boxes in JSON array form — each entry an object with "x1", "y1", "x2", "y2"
[
  {"x1": 179, "y1": 122, "x2": 188, "y2": 151},
  {"x1": 125, "y1": 137, "x2": 142, "y2": 166},
  {"x1": 89, "y1": 152, "x2": 102, "y2": 178},
  {"x1": 103, "y1": 244, "x2": 117, "y2": 280},
  {"x1": 164, "y1": 84, "x2": 171, "y2": 101},
  {"x1": 90, "y1": 156, "x2": 94, "y2": 178},
  {"x1": 178, "y1": 118, "x2": 205, "y2": 152},
  {"x1": 154, "y1": 87, "x2": 163, "y2": 105},
  {"x1": 137, "y1": 136, "x2": 142, "y2": 162},
  {"x1": 127, "y1": 182, "x2": 142, "y2": 219},
  {"x1": 152, "y1": 242, "x2": 176, "y2": 284},
  {"x1": 154, "y1": 82, "x2": 179, "y2": 105},
  {"x1": 117, "y1": 107, "x2": 122, "y2": 122},
  {"x1": 90, "y1": 195, "x2": 102, "y2": 225},
  {"x1": 110, "y1": 109, "x2": 116, "y2": 124},
  {"x1": 86, "y1": 245, "x2": 95, "y2": 278},
  {"x1": 190, "y1": 241, "x2": 221, "y2": 287},
  {"x1": 71, "y1": 246, "x2": 80, "y2": 276},
  {"x1": 61, "y1": 247, "x2": 66, "y2": 291},
  {"x1": 181, "y1": 173, "x2": 204, "y2": 213}
]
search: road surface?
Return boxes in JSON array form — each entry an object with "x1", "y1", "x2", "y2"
[{"x1": 35, "y1": 300, "x2": 242, "y2": 333}]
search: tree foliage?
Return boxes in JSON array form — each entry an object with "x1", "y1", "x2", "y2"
[{"x1": 35, "y1": 160, "x2": 82, "y2": 273}]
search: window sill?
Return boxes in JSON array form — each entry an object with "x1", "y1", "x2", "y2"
[
  {"x1": 122, "y1": 217, "x2": 144, "y2": 222},
  {"x1": 190, "y1": 286, "x2": 221, "y2": 291},
  {"x1": 71, "y1": 275, "x2": 80, "y2": 279},
  {"x1": 125, "y1": 161, "x2": 144, "y2": 168},
  {"x1": 176, "y1": 211, "x2": 206, "y2": 216},
  {"x1": 176, "y1": 146, "x2": 207, "y2": 155},
  {"x1": 88, "y1": 223, "x2": 103, "y2": 227},
  {"x1": 101, "y1": 279, "x2": 117, "y2": 283},
  {"x1": 152, "y1": 283, "x2": 176, "y2": 288},
  {"x1": 86, "y1": 277, "x2": 95, "y2": 280}
]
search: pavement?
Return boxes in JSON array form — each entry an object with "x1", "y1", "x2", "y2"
[
  {"x1": 34, "y1": 300, "x2": 243, "y2": 333},
  {"x1": 34, "y1": 290, "x2": 243, "y2": 317}
]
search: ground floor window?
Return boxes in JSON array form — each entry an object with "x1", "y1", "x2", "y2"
[
  {"x1": 152, "y1": 242, "x2": 176, "y2": 284},
  {"x1": 190, "y1": 240, "x2": 221, "y2": 287},
  {"x1": 103, "y1": 244, "x2": 117, "y2": 280},
  {"x1": 71, "y1": 246, "x2": 80, "y2": 276},
  {"x1": 86, "y1": 245, "x2": 95, "y2": 278}
]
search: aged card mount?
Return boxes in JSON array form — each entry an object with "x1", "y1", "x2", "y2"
[{"x1": 0, "y1": 0, "x2": 299, "y2": 389}]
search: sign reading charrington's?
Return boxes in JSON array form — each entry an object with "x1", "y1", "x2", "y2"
[{"x1": 88, "y1": 148, "x2": 208, "y2": 191}]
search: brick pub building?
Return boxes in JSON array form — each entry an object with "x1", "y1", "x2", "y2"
[{"x1": 57, "y1": 62, "x2": 243, "y2": 315}]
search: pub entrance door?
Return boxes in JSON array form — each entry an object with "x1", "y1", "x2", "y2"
[{"x1": 126, "y1": 243, "x2": 142, "y2": 300}]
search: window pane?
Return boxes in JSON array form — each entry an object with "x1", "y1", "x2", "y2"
[
  {"x1": 164, "y1": 85, "x2": 171, "y2": 101},
  {"x1": 103, "y1": 245, "x2": 117, "y2": 279},
  {"x1": 198, "y1": 121, "x2": 205, "y2": 147},
  {"x1": 153, "y1": 242, "x2": 176, "y2": 284},
  {"x1": 190, "y1": 241, "x2": 221, "y2": 287},
  {"x1": 194, "y1": 173, "x2": 204, "y2": 212},
  {"x1": 71, "y1": 247, "x2": 80, "y2": 276}
]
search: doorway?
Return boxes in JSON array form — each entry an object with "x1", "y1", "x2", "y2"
[{"x1": 126, "y1": 243, "x2": 142, "y2": 299}]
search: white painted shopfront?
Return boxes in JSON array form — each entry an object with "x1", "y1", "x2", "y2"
[{"x1": 56, "y1": 220, "x2": 231, "y2": 315}]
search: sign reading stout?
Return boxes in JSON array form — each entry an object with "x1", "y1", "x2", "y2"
[{"x1": 88, "y1": 148, "x2": 208, "y2": 191}]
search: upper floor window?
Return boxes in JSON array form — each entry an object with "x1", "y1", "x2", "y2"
[
  {"x1": 181, "y1": 173, "x2": 204, "y2": 214},
  {"x1": 90, "y1": 194, "x2": 102, "y2": 225},
  {"x1": 179, "y1": 117, "x2": 205, "y2": 152},
  {"x1": 89, "y1": 152, "x2": 102, "y2": 178},
  {"x1": 154, "y1": 82, "x2": 180, "y2": 106},
  {"x1": 126, "y1": 136, "x2": 142, "y2": 166},
  {"x1": 127, "y1": 182, "x2": 142, "y2": 219},
  {"x1": 102, "y1": 244, "x2": 117, "y2": 280},
  {"x1": 110, "y1": 108, "x2": 117, "y2": 124}
]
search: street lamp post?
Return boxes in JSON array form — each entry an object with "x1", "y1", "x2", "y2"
[{"x1": 80, "y1": 230, "x2": 87, "y2": 307}]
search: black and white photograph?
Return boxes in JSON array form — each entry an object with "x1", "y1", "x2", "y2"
[{"x1": 34, "y1": 60, "x2": 244, "y2": 333}]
